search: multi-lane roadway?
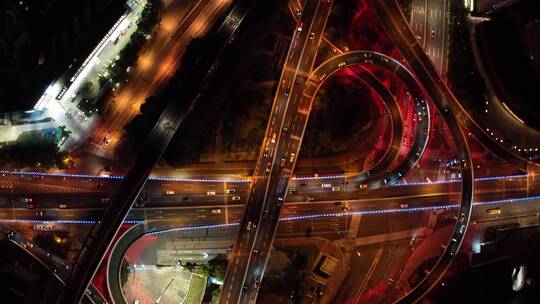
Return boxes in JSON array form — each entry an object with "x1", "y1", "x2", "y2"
[{"x1": 220, "y1": 1, "x2": 334, "y2": 302}]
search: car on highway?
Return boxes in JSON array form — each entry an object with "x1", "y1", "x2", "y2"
[
  {"x1": 359, "y1": 183, "x2": 368, "y2": 189},
  {"x1": 297, "y1": 22, "x2": 303, "y2": 32},
  {"x1": 487, "y1": 208, "x2": 502, "y2": 215},
  {"x1": 299, "y1": 181, "x2": 307, "y2": 186},
  {"x1": 284, "y1": 88, "x2": 290, "y2": 96},
  {"x1": 271, "y1": 132, "x2": 277, "y2": 143},
  {"x1": 101, "y1": 198, "x2": 110, "y2": 203},
  {"x1": 59, "y1": 203, "x2": 67, "y2": 209},
  {"x1": 232, "y1": 196, "x2": 241, "y2": 201},
  {"x1": 207, "y1": 191, "x2": 216, "y2": 196},
  {"x1": 289, "y1": 188, "x2": 297, "y2": 194},
  {"x1": 321, "y1": 183, "x2": 332, "y2": 188},
  {"x1": 409, "y1": 235, "x2": 416, "y2": 247},
  {"x1": 211, "y1": 208, "x2": 222, "y2": 214},
  {"x1": 341, "y1": 206, "x2": 350, "y2": 212},
  {"x1": 266, "y1": 162, "x2": 272, "y2": 173},
  {"x1": 247, "y1": 220, "x2": 257, "y2": 231},
  {"x1": 164, "y1": 190, "x2": 175, "y2": 195},
  {"x1": 35, "y1": 211, "x2": 44, "y2": 216},
  {"x1": 23, "y1": 198, "x2": 33, "y2": 203},
  {"x1": 289, "y1": 152, "x2": 296, "y2": 163},
  {"x1": 280, "y1": 158, "x2": 286, "y2": 167},
  {"x1": 400, "y1": 203, "x2": 409, "y2": 209},
  {"x1": 277, "y1": 197, "x2": 284, "y2": 206},
  {"x1": 32, "y1": 224, "x2": 54, "y2": 231},
  {"x1": 338, "y1": 61, "x2": 346, "y2": 68},
  {"x1": 309, "y1": 32, "x2": 315, "y2": 40},
  {"x1": 263, "y1": 208, "x2": 269, "y2": 217},
  {"x1": 307, "y1": 196, "x2": 315, "y2": 202},
  {"x1": 331, "y1": 186, "x2": 340, "y2": 192},
  {"x1": 295, "y1": 9, "x2": 302, "y2": 17},
  {"x1": 226, "y1": 189, "x2": 236, "y2": 194},
  {"x1": 431, "y1": 29, "x2": 435, "y2": 38}
]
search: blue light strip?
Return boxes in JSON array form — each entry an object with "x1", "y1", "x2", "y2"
[
  {"x1": 145, "y1": 222, "x2": 239, "y2": 236},
  {"x1": 292, "y1": 175, "x2": 347, "y2": 180},
  {"x1": 391, "y1": 174, "x2": 527, "y2": 186},
  {"x1": 0, "y1": 219, "x2": 144, "y2": 225},
  {"x1": 0, "y1": 170, "x2": 250, "y2": 183},
  {"x1": 0, "y1": 170, "x2": 527, "y2": 185}
]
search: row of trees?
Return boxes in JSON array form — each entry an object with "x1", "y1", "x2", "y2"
[
  {"x1": 0, "y1": 139, "x2": 70, "y2": 170},
  {"x1": 107, "y1": 0, "x2": 161, "y2": 84},
  {"x1": 447, "y1": 0, "x2": 487, "y2": 113}
]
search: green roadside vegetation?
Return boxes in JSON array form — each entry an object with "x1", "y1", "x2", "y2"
[
  {"x1": 399, "y1": 0, "x2": 413, "y2": 19},
  {"x1": 75, "y1": 0, "x2": 161, "y2": 117},
  {"x1": 197, "y1": 263, "x2": 226, "y2": 281},
  {"x1": 33, "y1": 232, "x2": 70, "y2": 259},
  {"x1": 120, "y1": 259, "x2": 130, "y2": 288},
  {"x1": 123, "y1": 0, "x2": 287, "y2": 167},
  {"x1": 197, "y1": 255, "x2": 228, "y2": 303},
  {"x1": 182, "y1": 274, "x2": 207, "y2": 304},
  {"x1": 77, "y1": 99, "x2": 98, "y2": 117},
  {"x1": 257, "y1": 248, "x2": 311, "y2": 302},
  {"x1": 324, "y1": 0, "x2": 356, "y2": 56},
  {"x1": 447, "y1": 0, "x2": 487, "y2": 115},
  {"x1": 301, "y1": 75, "x2": 378, "y2": 158},
  {"x1": 0, "y1": 130, "x2": 70, "y2": 170},
  {"x1": 107, "y1": 0, "x2": 161, "y2": 84}
]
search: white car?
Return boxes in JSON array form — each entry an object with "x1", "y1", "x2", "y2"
[{"x1": 232, "y1": 196, "x2": 241, "y2": 201}]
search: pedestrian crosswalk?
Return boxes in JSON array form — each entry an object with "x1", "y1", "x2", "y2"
[{"x1": 0, "y1": 180, "x2": 96, "y2": 194}]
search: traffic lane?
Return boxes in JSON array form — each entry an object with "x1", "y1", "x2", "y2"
[
  {"x1": 286, "y1": 176, "x2": 526, "y2": 202},
  {"x1": 425, "y1": 0, "x2": 446, "y2": 71},
  {"x1": 9, "y1": 191, "x2": 540, "y2": 240},
  {"x1": 11, "y1": 192, "x2": 540, "y2": 246},
  {"x1": 240, "y1": 2, "x2": 340, "y2": 300},
  {"x1": 226, "y1": 0, "x2": 322, "y2": 269},
  {"x1": 410, "y1": 0, "x2": 427, "y2": 44},
  {"x1": 0, "y1": 176, "x2": 527, "y2": 215},
  {"x1": 224, "y1": 2, "x2": 330, "y2": 301}
]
